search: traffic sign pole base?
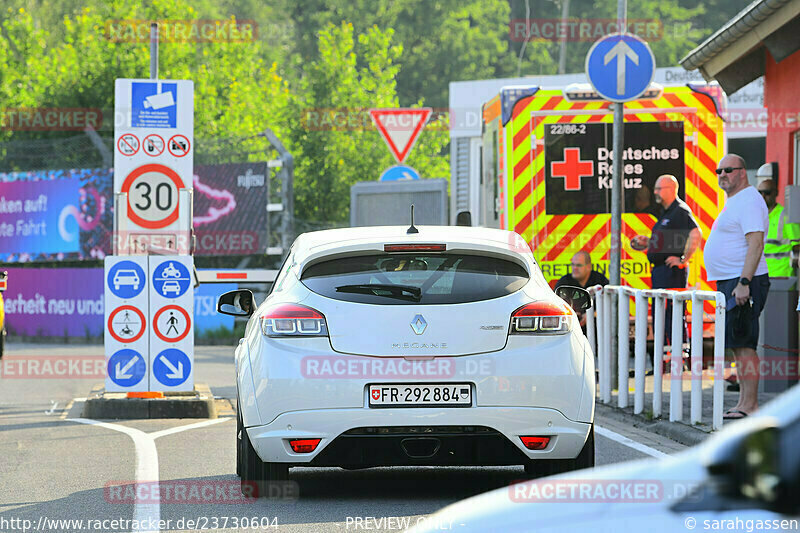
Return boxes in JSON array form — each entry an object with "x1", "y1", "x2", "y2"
[{"x1": 82, "y1": 383, "x2": 216, "y2": 419}]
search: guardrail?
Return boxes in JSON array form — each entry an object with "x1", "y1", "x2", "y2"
[{"x1": 585, "y1": 285, "x2": 726, "y2": 430}]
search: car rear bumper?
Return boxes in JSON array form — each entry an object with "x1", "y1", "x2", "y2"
[{"x1": 247, "y1": 406, "x2": 591, "y2": 466}]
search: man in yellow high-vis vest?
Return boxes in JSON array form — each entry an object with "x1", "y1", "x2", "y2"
[{"x1": 757, "y1": 179, "x2": 800, "y2": 277}]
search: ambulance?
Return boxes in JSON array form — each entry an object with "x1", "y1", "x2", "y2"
[{"x1": 477, "y1": 83, "x2": 726, "y2": 314}]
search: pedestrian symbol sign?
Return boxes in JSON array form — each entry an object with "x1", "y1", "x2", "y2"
[
  {"x1": 108, "y1": 349, "x2": 147, "y2": 387},
  {"x1": 107, "y1": 261, "x2": 146, "y2": 299},
  {"x1": 153, "y1": 348, "x2": 191, "y2": 387},
  {"x1": 153, "y1": 305, "x2": 191, "y2": 342},
  {"x1": 152, "y1": 260, "x2": 191, "y2": 298}
]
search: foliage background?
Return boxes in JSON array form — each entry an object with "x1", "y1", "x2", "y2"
[{"x1": 0, "y1": 0, "x2": 753, "y2": 228}]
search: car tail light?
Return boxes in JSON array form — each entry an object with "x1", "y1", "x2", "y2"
[
  {"x1": 289, "y1": 438, "x2": 321, "y2": 453},
  {"x1": 510, "y1": 302, "x2": 571, "y2": 335},
  {"x1": 260, "y1": 304, "x2": 329, "y2": 337},
  {"x1": 384, "y1": 244, "x2": 446, "y2": 252},
  {"x1": 520, "y1": 436, "x2": 551, "y2": 450}
]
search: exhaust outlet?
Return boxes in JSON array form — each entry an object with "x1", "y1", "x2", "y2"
[{"x1": 400, "y1": 437, "x2": 441, "y2": 458}]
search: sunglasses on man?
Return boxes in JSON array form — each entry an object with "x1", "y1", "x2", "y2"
[
  {"x1": 759, "y1": 189, "x2": 775, "y2": 196},
  {"x1": 715, "y1": 166, "x2": 744, "y2": 175}
]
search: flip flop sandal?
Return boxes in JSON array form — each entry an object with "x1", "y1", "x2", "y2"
[{"x1": 723, "y1": 409, "x2": 749, "y2": 420}]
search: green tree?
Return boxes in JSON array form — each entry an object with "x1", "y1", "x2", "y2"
[{"x1": 288, "y1": 22, "x2": 448, "y2": 225}]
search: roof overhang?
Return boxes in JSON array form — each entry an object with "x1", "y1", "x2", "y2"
[{"x1": 680, "y1": 0, "x2": 800, "y2": 94}]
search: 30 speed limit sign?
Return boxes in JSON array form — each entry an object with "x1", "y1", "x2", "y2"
[
  {"x1": 114, "y1": 79, "x2": 193, "y2": 236},
  {"x1": 121, "y1": 164, "x2": 185, "y2": 229}
]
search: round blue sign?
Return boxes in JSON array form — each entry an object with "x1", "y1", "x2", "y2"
[
  {"x1": 585, "y1": 33, "x2": 655, "y2": 103},
  {"x1": 107, "y1": 261, "x2": 146, "y2": 299},
  {"x1": 380, "y1": 165, "x2": 420, "y2": 181},
  {"x1": 153, "y1": 348, "x2": 191, "y2": 387},
  {"x1": 107, "y1": 349, "x2": 146, "y2": 387},
  {"x1": 152, "y1": 260, "x2": 191, "y2": 299}
]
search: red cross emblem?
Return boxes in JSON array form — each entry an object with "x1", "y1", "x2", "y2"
[{"x1": 550, "y1": 148, "x2": 594, "y2": 191}]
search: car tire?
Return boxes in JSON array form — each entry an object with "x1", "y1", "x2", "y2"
[
  {"x1": 238, "y1": 408, "x2": 289, "y2": 499},
  {"x1": 524, "y1": 424, "x2": 595, "y2": 477}
]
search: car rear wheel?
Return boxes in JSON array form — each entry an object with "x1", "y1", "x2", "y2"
[
  {"x1": 238, "y1": 408, "x2": 289, "y2": 498},
  {"x1": 524, "y1": 424, "x2": 595, "y2": 477}
]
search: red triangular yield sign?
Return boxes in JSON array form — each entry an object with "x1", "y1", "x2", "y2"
[{"x1": 369, "y1": 108, "x2": 432, "y2": 163}]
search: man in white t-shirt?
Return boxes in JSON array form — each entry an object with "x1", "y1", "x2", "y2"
[{"x1": 704, "y1": 154, "x2": 770, "y2": 420}]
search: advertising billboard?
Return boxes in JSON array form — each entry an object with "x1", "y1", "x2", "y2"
[{"x1": 0, "y1": 162, "x2": 268, "y2": 261}]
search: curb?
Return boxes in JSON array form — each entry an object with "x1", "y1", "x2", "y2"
[
  {"x1": 82, "y1": 383, "x2": 217, "y2": 419},
  {"x1": 595, "y1": 402, "x2": 710, "y2": 447}
]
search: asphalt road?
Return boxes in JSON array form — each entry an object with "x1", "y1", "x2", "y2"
[{"x1": 0, "y1": 343, "x2": 687, "y2": 533}]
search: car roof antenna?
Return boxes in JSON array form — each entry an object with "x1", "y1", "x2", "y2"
[{"x1": 407, "y1": 204, "x2": 419, "y2": 234}]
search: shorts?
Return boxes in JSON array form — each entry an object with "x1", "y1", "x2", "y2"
[{"x1": 716, "y1": 274, "x2": 770, "y2": 350}]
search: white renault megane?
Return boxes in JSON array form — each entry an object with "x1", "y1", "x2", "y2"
[{"x1": 218, "y1": 224, "x2": 596, "y2": 494}]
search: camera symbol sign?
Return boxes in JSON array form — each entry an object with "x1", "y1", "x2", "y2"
[{"x1": 168, "y1": 134, "x2": 190, "y2": 157}]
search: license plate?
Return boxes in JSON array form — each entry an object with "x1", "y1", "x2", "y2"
[{"x1": 369, "y1": 384, "x2": 472, "y2": 407}]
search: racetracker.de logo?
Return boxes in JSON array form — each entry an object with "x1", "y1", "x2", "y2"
[
  {"x1": 509, "y1": 18, "x2": 663, "y2": 42},
  {"x1": 105, "y1": 19, "x2": 258, "y2": 42},
  {"x1": 104, "y1": 480, "x2": 298, "y2": 504},
  {"x1": 0, "y1": 108, "x2": 102, "y2": 131},
  {"x1": 508, "y1": 479, "x2": 701, "y2": 503},
  {"x1": 1, "y1": 356, "x2": 107, "y2": 379}
]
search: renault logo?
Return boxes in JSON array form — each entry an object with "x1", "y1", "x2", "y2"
[{"x1": 410, "y1": 315, "x2": 427, "y2": 335}]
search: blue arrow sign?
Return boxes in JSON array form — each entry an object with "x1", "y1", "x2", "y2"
[
  {"x1": 107, "y1": 349, "x2": 146, "y2": 387},
  {"x1": 153, "y1": 348, "x2": 191, "y2": 387},
  {"x1": 586, "y1": 33, "x2": 655, "y2": 102},
  {"x1": 107, "y1": 261, "x2": 146, "y2": 299},
  {"x1": 380, "y1": 165, "x2": 420, "y2": 181},
  {"x1": 152, "y1": 260, "x2": 191, "y2": 298}
]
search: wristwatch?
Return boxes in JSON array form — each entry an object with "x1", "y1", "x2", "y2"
[{"x1": 739, "y1": 277, "x2": 751, "y2": 286}]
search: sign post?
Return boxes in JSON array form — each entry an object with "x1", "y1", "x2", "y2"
[
  {"x1": 586, "y1": 0, "x2": 655, "y2": 390},
  {"x1": 106, "y1": 72, "x2": 195, "y2": 395}
]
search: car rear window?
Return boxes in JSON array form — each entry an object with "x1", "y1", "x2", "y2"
[{"x1": 300, "y1": 253, "x2": 529, "y2": 304}]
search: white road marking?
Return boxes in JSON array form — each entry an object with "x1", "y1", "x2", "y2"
[
  {"x1": 66, "y1": 416, "x2": 231, "y2": 533},
  {"x1": 149, "y1": 417, "x2": 230, "y2": 440},
  {"x1": 596, "y1": 425, "x2": 670, "y2": 458},
  {"x1": 68, "y1": 418, "x2": 160, "y2": 533}
]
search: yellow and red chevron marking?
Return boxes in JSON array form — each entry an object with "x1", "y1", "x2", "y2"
[{"x1": 504, "y1": 87, "x2": 724, "y2": 313}]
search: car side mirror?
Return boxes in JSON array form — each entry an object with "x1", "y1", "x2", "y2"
[
  {"x1": 217, "y1": 289, "x2": 255, "y2": 317},
  {"x1": 732, "y1": 424, "x2": 794, "y2": 513},
  {"x1": 555, "y1": 285, "x2": 591, "y2": 312}
]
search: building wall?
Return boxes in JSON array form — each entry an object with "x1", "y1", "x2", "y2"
[{"x1": 764, "y1": 49, "x2": 800, "y2": 190}]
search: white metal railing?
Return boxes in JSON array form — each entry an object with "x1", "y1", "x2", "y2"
[{"x1": 585, "y1": 285, "x2": 726, "y2": 430}]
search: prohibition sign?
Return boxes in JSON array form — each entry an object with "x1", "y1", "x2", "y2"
[
  {"x1": 168, "y1": 135, "x2": 191, "y2": 157},
  {"x1": 107, "y1": 305, "x2": 146, "y2": 343},
  {"x1": 117, "y1": 134, "x2": 140, "y2": 156},
  {"x1": 121, "y1": 164, "x2": 185, "y2": 229},
  {"x1": 143, "y1": 134, "x2": 165, "y2": 157},
  {"x1": 153, "y1": 304, "x2": 191, "y2": 342}
]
